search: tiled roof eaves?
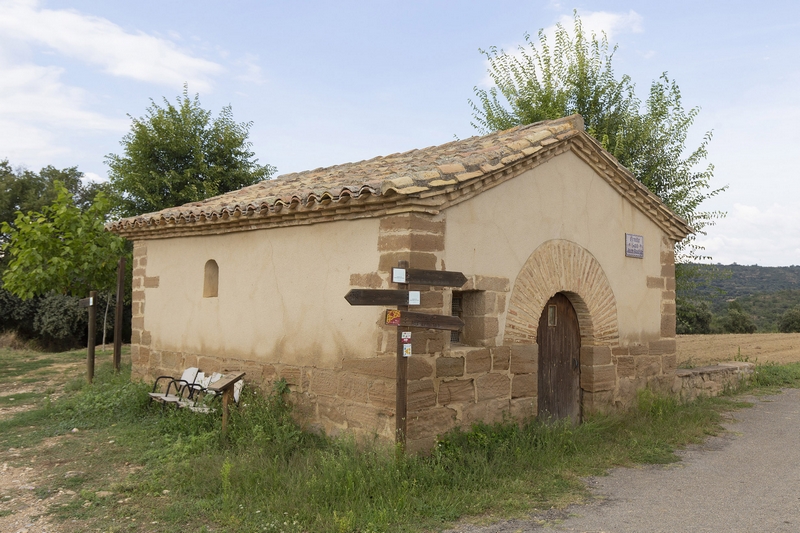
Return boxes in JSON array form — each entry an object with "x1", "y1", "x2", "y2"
[{"x1": 108, "y1": 115, "x2": 691, "y2": 241}]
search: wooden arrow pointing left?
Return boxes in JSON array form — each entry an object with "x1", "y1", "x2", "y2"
[{"x1": 344, "y1": 289, "x2": 420, "y2": 306}]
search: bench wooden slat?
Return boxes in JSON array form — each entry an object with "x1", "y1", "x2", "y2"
[{"x1": 207, "y1": 372, "x2": 245, "y2": 393}]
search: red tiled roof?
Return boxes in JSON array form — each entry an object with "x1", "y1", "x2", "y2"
[{"x1": 108, "y1": 115, "x2": 691, "y2": 241}]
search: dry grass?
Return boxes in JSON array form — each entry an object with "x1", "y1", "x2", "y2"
[{"x1": 677, "y1": 333, "x2": 800, "y2": 366}]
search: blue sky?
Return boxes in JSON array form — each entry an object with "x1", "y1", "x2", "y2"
[{"x1": 1, "y1": 0, "x2": 798, "y2": 266}]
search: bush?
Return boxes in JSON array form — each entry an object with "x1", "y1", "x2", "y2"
[
  {"x1": 32, "y1": 293, "x2": 87, "y2": 350},
  {"x1": 721, "y1": 301, "x2": 756, "y2": 334},
  {"x1": 0, "y1": 287, "x2": 38, "y2": 337},
  {"x1": 778, "y1": 307, "x2": 800, "y2": 333},
  {"x1": 0, "y1": 286, "x2": 131, "y2": 351},
  {"x1": 677, "y1": 299, "x2": 713, "y2": 334}
]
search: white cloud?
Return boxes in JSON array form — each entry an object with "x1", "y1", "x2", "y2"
[
  {"x1": 478, "y1": 10, "x2": 644, "y2": 87},
  {"x1": 694, "y1": 203, "x2": 800, "y2": 266},
  {"x1": 554, "y1": 10, "x2": 644, "y2": 42},
  {"x1": 0, "y1": 0, "x2": 223, "y2": 90},
  {"x1": 234, "y1": 53, "x2": 267, "y2": 86},
  {"x1": 0, "y1": 59, "x2": 127, "y2": 131},
  {"x1": 0, "y1": 117, "x2": 67, "y2": 163},
  {"x1": 0, "y1": 0, "x2": 230, "y2": 169}
]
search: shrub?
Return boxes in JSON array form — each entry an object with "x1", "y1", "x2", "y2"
[
  {"x1": 721, "y1": 301, "x2": 756, "y2": 334},
  {"x1": 677, "y1": 299, "x2": 713, "y2": 334},
  {"x1": 0, "y1": 287, "x2": 38, "y2": 337},
  {"x1": 778, "y1": 307, "x2": 800, "y2": 333},
  {"x1": 32, "y1": 293, "x2": 87, "y2": 350}
]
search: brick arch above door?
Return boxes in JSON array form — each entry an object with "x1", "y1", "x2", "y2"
[{"x1": 504, "y1": 239, "x2": 619, "y2": 346}]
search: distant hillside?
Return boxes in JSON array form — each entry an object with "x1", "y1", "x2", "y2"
[
  {"x1": 682, "y1": 264, "x2": 800, "y2": 332},
  {"x1": 736, "y1": 290, "x2": 800, "y2": 332},
  {"x1": 689, "y1": 264, "x2": 800, "y2": 301}
]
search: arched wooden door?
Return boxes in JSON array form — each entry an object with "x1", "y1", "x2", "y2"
[{"x1": 537, "y1": 292, "x2": 581, "y2": 422}]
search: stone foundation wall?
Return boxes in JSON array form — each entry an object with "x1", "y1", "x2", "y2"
[{"x1": 673, "y1": 362, "x2": 754, "y2": 401}]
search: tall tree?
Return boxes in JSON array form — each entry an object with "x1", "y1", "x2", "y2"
[
  {"x1": 0, "y1": 161, "x2": 106, "y2": 251},
  {"x1": 471, "y1": 13, "x2": 725, "y2": 262},
  {"x1": 106, "y1": 86, "x2": 275, "y2": 217},
  {"x1": 1, "y1": 181, "x2": 127, "y2": 300}
]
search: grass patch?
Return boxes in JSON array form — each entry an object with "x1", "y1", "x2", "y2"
[
  {"x1": 748, "y1": 362, "x2": 800, "y2": 391},
  {"x1": 0, "y1": 391, "x2": 45, "y2": 406},
  {"x1": 3, "y1": 348, "x2": 800, "y2": 532}
]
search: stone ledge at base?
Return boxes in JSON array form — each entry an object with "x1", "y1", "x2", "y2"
[{"x1": 672, "y1": 362, "x2": 755, "y2": 402}]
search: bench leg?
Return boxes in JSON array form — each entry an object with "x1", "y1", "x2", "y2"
[{"x1": 221, "y1": 390, "x2": 231, "y2": 434}]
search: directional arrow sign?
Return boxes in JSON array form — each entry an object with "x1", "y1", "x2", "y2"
[
  {"x1": 392, "y1": 268, "x2": 467, "y2": 287},
  {"x1": 345, "y1": 289, "x2": 420, "y2": 306},
  {"x1": 385, "y1": 310, "x2": 464, "y2": 331}
]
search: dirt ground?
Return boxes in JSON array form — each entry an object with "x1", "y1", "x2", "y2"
[{"x1": 677, "y1": 333, "x2": 800, "y2": 366}]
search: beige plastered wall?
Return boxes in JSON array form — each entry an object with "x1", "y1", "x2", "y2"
[
  {"x1": 132, "y1": 148, "x2": 678, "y2": 451},
  {"x1": 132, "y1": 218, "x2": 389, "y2": 414},
  {"x1": 443, "y1": 150, "x2": 664, "y2": 345}
]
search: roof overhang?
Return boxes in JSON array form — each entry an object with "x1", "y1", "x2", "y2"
[{"x1": 108, "y1": 116, "x2": 692, "y2": 242}]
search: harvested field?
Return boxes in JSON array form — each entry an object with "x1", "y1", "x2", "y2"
[{"x1": 677, "y1": 333, "x2": 800, "y2": 367}]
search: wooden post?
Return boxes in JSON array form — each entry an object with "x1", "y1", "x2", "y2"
[
  {"x1": 207, "y1": 372, "x2": 245, "y2": 437},
  {"x1": 395, "y1": 260, "x2": 409, "y2": 450},
  {"x1": 221, "y1": 390, "x2": 231, "y2": 434},
  {"x1": 87, "y1": 290, "x2": 96, "y2": 383},
  {"x1": 113, "y1": 257, "x2": 125, "y2": 372}
]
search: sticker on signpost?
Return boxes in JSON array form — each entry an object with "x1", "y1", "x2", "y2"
[
  {"x1": 403, "y1": 344, "x2": 412, "y2": 357},
  {"x1": 401, "y1": 331, "x2": 412, "y2": 343},
  {"x1": 408, "y1": 291, "x2": 420, "y2": 306},
  {"x1": 392, "y1": 268, "x2": 406, "y2": 284},
  {"x1": 386, "y1": 310, "x2": 401, "y2": 325}
]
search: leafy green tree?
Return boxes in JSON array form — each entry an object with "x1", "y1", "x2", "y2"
[
  {"x1": 470, "y1": 13, "x2": 725, "y2": 261},
  {"x1": 676, "y1": 299, "x2": 713, "y2": 334},
  {"x1": 778, "y1": 306, "x2": 800, "y2": 333},
  {"x1": 106, "y1": 87, "x2": 275, "y2": 217},
  {"x1": 1, "y1": 181, "x2": 127, "y2": 300},
  {"x1": 721, "y1": 301, "x2": 756, "y2": 334},
  {"x1": 1, "y1": 160, "x2": 107, "y2": 251}
]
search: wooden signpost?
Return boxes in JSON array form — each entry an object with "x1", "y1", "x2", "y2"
[
  {"x1": 80, "y1": 291, "x2": 97, "y2": 383},
  {"x1": 345, "y1": 262, "x2": 466, "y2": 450},
  {"x1": 344, "y1": 289, "x2": 421, "y2": 307},
  {"x1": 385, "y1": 310, "x2": 464, "y2": 331},
  {"x1": 392, "y1": 268, "x2": 467, "y2": 288}
]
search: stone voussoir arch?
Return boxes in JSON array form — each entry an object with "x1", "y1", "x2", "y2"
[{"x1": 504, "y1": 239, "x2": 619, "y2": 346}]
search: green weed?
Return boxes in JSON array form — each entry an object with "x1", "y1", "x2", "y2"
[{"x1": 749, "y1": 362, "x2": 800, "y2": 390}]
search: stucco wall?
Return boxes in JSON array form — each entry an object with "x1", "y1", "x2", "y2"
[
  {"x1": 443, "y1": 149, "x2": 665, "y2": 345},
  {"x1": 141, "y1": 217, "x2": 383, "y2": 371},
  {"x1": 131, "y1": 145, "x2": 679, "y2": 449}
]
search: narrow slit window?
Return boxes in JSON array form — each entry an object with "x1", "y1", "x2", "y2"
[
  {"x1": 204, "y1": 260, "x2": 219, "y2": 298},
  {"x1": 451, "y1": 292, "x2": 463, "y2": 343},
  {"x1": 547, "y1": 305, "x2": 557, "y2": 327}
]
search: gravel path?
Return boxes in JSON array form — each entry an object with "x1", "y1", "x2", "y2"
[{"x1": 445, "y1": 388, "x2": 800, "y2": 533}]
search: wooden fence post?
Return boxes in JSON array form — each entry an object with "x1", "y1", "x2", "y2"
[
  {"x1": 113, "y1": 257, "x2": 126, "y2": 372},
  {"x1": 87, "y1": 290, "x2": 96, "y2": 383}
]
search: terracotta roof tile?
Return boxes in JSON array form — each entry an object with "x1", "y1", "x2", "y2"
[{"x1": 108, "y1": 114, "x2": 691, "y2": 241}]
